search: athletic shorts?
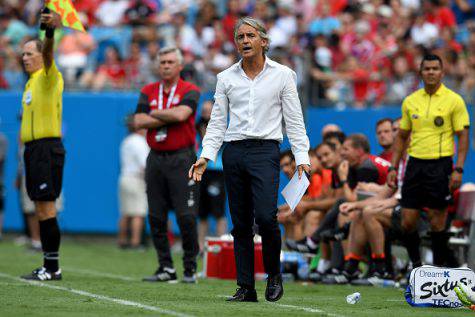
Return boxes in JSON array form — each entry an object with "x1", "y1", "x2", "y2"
[
  {"x1": 389, "y1": 204, "x2": 403, "y2": 238},
  {"x1": 24, "y1": 138, "x2": 65, "y2": 201},
  {"x1": 198, "y1": 170, "x2": 225, "y2": 220},
  {"x1": 119, "y1": 175, "x2": 148, "y2": 217},
  {"x1": 401, "y1": 156, "x2": 452, "y2": 210}
]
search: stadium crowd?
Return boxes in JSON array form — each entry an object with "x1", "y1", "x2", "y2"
[{"x1": 1, "y1": 0, "x2": 475, "y2": 106}]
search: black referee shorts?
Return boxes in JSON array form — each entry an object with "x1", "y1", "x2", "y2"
[
  {"x1": 401, "y1": 156, "x2": 452, "y2": 210},
  {"x1": 24, "y1": 138, "x2": 65, "y2": 201}
]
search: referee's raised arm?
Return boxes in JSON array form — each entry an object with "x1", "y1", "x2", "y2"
[{"x1": 38, "y1": 11, "x2": 61, "y2": 70}]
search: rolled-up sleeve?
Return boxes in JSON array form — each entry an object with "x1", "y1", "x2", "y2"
[
  {"x1": 200, "y1": 74, "x2": 229, "y2": 162},
  {"x1": 281, "y1": 69, "x2": 310, "y2": 166}
]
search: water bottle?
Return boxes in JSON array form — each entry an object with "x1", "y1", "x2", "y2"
[
  {"x1": 346, "y1": 292, "x2": 361, "y2": 304},
  {"x1": 369, "y1": 277, "x2": 396, "y2": 288}
]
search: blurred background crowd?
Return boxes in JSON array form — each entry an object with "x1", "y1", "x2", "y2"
[{"x1": 0, "y1": 0, "x2": 474, "y2": 107}]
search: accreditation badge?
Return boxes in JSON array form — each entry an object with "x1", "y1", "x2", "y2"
[
  {"x1": 24, "y1": 91, "x2": 32, "y2": 105},
  {"x1": 434, "y1": 116, "x2": 444, "y2": 127}
]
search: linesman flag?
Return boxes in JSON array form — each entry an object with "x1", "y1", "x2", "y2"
[{"x1": 45, "y1": 0, "x2": 85, "y2": 32}]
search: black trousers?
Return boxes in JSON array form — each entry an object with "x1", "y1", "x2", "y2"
[
  {"x1": 145, "y1": 148, "x2": 199, "y2": 272},
  {"x1": 223, "y1": 140, "x2": 281, "y2": 288}
]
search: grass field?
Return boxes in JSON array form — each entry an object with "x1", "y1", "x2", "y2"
[{"x1": 0, "y1": 235, "x2": 473, "y2": 317}]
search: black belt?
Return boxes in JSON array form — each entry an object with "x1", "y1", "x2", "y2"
[
  {"x1": 151, "y1": 146, "x2": 194, "y2": 157},
  {"x1": 25, "y1": 137, "x2": 62, "y2": 146},
  {"x1": 228, "y1": 139, "x2": 279, "y2": 146}
]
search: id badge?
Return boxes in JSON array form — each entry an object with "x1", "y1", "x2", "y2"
[{"x1": 155, "y1": 127, "x2": 167, "y2": 142}]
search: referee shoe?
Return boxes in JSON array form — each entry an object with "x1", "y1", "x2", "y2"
[
  {"x1": 142, "y1": 267, "x2": 178, "y2": 283},
  {"x1": 21, "y1": 267, "x2": 62, "y2": 281}
]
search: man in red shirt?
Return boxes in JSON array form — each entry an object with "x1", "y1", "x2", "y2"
[
  {"x1": 134, "y1": 47, "x2": 200, "y2": 284},
  {"x1": 376, "y1": 118, "x2": 395, "y2": 162}
]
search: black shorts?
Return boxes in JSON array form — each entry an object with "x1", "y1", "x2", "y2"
[
  {"x1": 389, "y1": 204, "x2": 403, "y2": 238},
  {"x1": 0, "y1": 184, "x2": 4, "y2": 212},
  {"x1": 24, "y1": 138, "x2": 65, "y2": 201},
  {"x1": 401, "y1": 156, "x2": 452, "y2": 210},
  {"x1": 198, "y1": 170, "x2": 225, "y2": 220}
]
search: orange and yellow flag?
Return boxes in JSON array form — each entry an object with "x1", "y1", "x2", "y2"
[{"x1": 45, "y1": 0, "x2": 85, "y2": 32}]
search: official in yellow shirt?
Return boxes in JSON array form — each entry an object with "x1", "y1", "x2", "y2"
[
  {"x1": 20, "y1": 11, "x2": 65, "y2": 281},
  {"x1": 388, "y1": 54, "x2": 470, "y2": 267}
]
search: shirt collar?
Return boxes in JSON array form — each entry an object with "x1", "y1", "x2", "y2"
[
  {"x1": 29, "y1": 67, "x2": 42, "y2": 79},
  {"x1": 422, "y1": 83, "x2": 446, "y2": 97},
  {"x1": 233, "y1": 55, "x2": 278, "y2": 72}
]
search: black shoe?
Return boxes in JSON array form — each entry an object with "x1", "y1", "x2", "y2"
[
  {"x1": 351, "y1": 271, "x2": 395, "y2": 287},
  {"x1": 308, "y1": 268, "x2": 323, "y2": 283},
  {"x1": 226, "y1": 287, "x2": 258, "y2": 302},
  {"x1": 21, "y1": 267, "x2": 62, "y2": 281},
  {"x1": 142, "y1": 267, "x2": 178, "y2": 283},
  {"x1": 182, "y1": 269, "x2": 197, "y2": 284},
  {"x1": 285, "y1": 238, "x2": 318, "y2": 254},
  {"x1": 320, "y1": 223, "x2": 350, "y2": 242},
  {"x1": 321, "y1": 270, "x2": 358, "y2": 285},
  {"x1": 265, "y1": 274, "x2": 283, "y2": 302}
]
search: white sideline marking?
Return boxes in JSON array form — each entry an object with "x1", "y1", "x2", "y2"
[
  {"x1": 217, "y1": 295, "x2": 345, "y2": 316},
  {"x1": 0, "y1": 272, "x2": 193, "y2": 317},
  {"x1": 65, "y1": 267, "x2": 137, "y2": 281}
]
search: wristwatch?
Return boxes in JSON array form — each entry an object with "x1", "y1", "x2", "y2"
[{"x1": 454, "y1": 167, "x2": 464, "y2": 174}]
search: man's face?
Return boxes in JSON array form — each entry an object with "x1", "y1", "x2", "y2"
[
  {"x1": 341, "y1": 140, "x2": 360, "y2": 166},
  {"x1": 22, "y1": 41, "x2": 43, "y2": 74},
  {"x1": 316, "y1": 144, "x2": 339, "y2": 169},
  {"x1": 158, "y1": 51, "x2": 183, "y2": 81},
  {"x1": 235, "y1": 24, "x2": 267, "y2": 59},
  {"x1": 280, "y1": 156, "x2": 296, "y2": 179},
  {"x1": 392, "y1": 119, "x2": 400, "y2": 138},
  {"x1": 376, "y1": 121, "x2": 394, "y2": 149},
  {"x1": 420, "y1": 60, "x2": 443, "y2": 87},
  {"x1": 326, "y1": 137, "x2": 342, "y2": 153}
]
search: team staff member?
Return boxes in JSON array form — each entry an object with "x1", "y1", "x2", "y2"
[
  {"x1": 20, "y1": 11, "x2": 65, "y2": 281},
  {"x1": 190, "y1": 17, "x2": 310, "y2": 302},
  {"x1": 134, "y1": 47, "x2": 200, "y2": 284},
  {"x1": 388, "y1": 54, "x2": 470, "y2": 267}
]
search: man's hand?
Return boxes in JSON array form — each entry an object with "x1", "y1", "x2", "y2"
[
  {"x1": 189, "y1": 157, "x2": 208, "y2": 182},
  {"x1": 387, "y1": 170, "x2": 398, "y2": 189},
  {"x1": 40, "y1": 11, "x2": 61, "y2": 29},
  {"x1": 337, "y1": 160, "x2": 349, "y2": 181},
  {"x1": 297, "y1": 164, "x2": 311, "y2": 179},
  {"x1": 449, "y1": 170, "x2": 462, "y2": 192},
  {"x1": 339, "y1": 202, "x2": 357, "y2": 215}
]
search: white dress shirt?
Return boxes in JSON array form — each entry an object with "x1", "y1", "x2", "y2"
[{"x1": 201, "y1": 57, "x2": 310, "y2": 166}]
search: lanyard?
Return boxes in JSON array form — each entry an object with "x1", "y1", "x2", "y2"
[{"x1": 158, "y1": 82, "x2": 177, "y2": 110}]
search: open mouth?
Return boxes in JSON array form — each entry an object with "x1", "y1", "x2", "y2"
[{"x1": 242, "y1": 47, "x2": 252, "y2": 53}]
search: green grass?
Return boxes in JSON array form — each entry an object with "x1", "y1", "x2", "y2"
[{"x1": 0, "y1": 236, "x2": 472, "y2": 317}]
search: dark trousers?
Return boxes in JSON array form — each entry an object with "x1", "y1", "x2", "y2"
[
  {"x1": 145, "y1": 148, "x2": 199, "y2": 272},
  {"x1": 223, "y1": 140, "x2": 281, "y2": 288}
]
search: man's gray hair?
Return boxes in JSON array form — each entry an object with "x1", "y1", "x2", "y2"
[
  {"x1": 233, "y1": 17, "x2": 270, "y2": 54},
  {"x1": 157, "y1": 46, "x2": 184, "y2": 65}
]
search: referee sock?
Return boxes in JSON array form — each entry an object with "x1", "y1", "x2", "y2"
[
  {"x1": 39, "y1": 218, "x2": 61, "y2": 272},
  {"x1": 402, "y1": 231, "x2": 422, "y2": 268},
  {"x1": 431, "y1": 231, "x2": 450, "y2": 267}
]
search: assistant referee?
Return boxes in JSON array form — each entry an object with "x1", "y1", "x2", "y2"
[
  {"x1": 388, "y1": 54, "x2": 470, "y2": 267},
  {"x1": 20, "y1": 11, "x2": 65, "y2": 281}
]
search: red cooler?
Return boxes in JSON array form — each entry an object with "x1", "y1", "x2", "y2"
[{"x1": 203, "y1": 237, "x2": 265, "y2": 280}]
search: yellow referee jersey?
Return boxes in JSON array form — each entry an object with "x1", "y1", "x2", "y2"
[
  {"x1": 400, "y1": 84, "x2": 470, "y2": 159},
  {"x1": 21, "y1": 61, "x2": 64, "y2": 143}
]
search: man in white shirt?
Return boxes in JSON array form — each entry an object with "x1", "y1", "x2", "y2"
[
  {"x1": 118, "y1": 116, "x2": 150, "y2": 249},
  {"x1": 190, "y1": 17, "x2": 310, "y2": 303}
]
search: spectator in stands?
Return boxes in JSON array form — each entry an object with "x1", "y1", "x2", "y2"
[
  {"x1": 196, "y1": 101, "x2": 227, "y2": 252},
  {"x1": 91, "y1": 46, "x2": 126, "y2": 90},
  {"x1": 95, "y1": 0, "x2": 129, "y2": 27},
  {"x1": 323, "y1": 130, "x2": 346, "y2": 153},
  {"x1": 0, "y1": 10, "x2": 30, "y2": 49},
  {"x1": 376, "y1": 118, "x2": 395, "y2": 162},
  {"x1": 57, "y1": 15, "x2": 95, "y2": 87},
  {"x1": 118, "y1": 115, "x2": 149, "y2": 249}
]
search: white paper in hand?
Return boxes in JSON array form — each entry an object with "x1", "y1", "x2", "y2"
[{"x1": 281, "y1": 171, "x2": 310, "y2": 212}]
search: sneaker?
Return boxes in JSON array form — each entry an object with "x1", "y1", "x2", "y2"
[
  {"x1": 308, "y1": 268, "x2": 323, "y2": 283},
  {"x1": 182, "y1": 269, "x2": 197, "y2": 284},
  {"x1": 21, "y1": 267, "x2": 62, "y2": 281},
  {"x1": 320, "y1": 223, "x2": 350, "y2": 242},
  {"x1": 142, "y1": 267, "x2": 178, "y2": 283},
  {"x1": 321, "y1": 270, "x2": 358, "y2": 285},
  {"x1": 352, "y1": 272, "x2": 395, "y2": 287},
  {"x1": 285, "y1": 238, "x2": 318, "y2": 254}
]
